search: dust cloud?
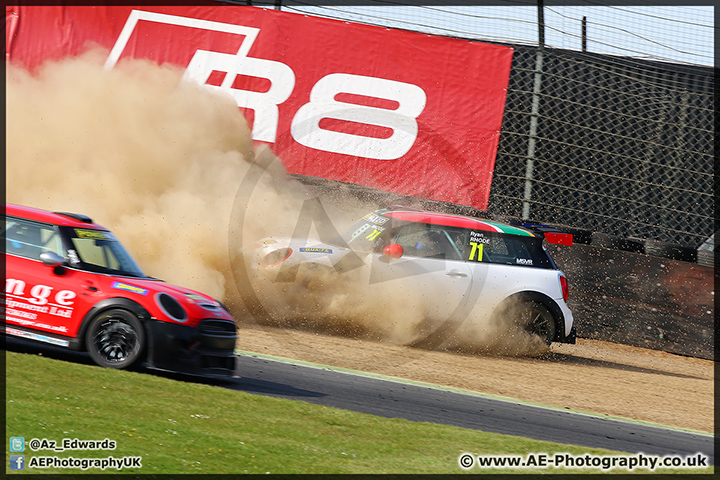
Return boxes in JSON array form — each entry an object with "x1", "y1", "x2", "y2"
[
  {"x1": 6, "y1": 51, "x2": 305, "y2": 305},
  {"x1": 6, "y1": 51, "x2": 546, "y2": 357},
  {"x1": 248, "y1": 260, "x2": 549, "y2": 357}
]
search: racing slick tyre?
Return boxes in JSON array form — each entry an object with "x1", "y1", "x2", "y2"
[
  {"x1": 512, "y1": 300, "x2": 557, "y2": 346},
  {"x1": 86, "y1": 309, "x2": 146, "y2": 369}
]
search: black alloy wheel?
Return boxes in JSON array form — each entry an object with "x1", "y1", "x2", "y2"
[
  {"x1": 86, "y1": 309, "x2": 145, "y2": 369},
  {"x1": 515, "y1": 300, "x2": 557, "y2": 345}
]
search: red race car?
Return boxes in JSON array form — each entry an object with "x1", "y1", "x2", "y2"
[{"x1": 3, "y1": 203, "x2": 238, "y2": 376}]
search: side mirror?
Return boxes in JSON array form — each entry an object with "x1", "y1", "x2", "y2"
[
  {"x1": 40, "y1": 251, "x2": 66, "y2": 267},
  {"x1": 383, "y1": 244, "x2": 404, "y2": 259}
]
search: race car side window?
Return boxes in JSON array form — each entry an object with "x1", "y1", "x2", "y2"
[
  {"x1": 4, "y1": 217, "x2": 63, "y2": 261},
  {"x1": 464, "y1": 231, "x2": 552, "y2": 268},
  {"x1": 393, "y1": 224, "x2": 466, "y2": 260}
]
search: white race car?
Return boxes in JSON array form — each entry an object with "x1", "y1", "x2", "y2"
[{"x1": 248, "y1": 207, "x2": 575, "y2": 349}]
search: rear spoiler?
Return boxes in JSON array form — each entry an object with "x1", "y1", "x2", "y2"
[{"x1": 518, "y1": 222, "x2": 574, "y2": 246}]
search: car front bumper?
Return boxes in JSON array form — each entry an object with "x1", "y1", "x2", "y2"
[{"x1": 145, "y1": 318, "x2": 238, "y2": 377}]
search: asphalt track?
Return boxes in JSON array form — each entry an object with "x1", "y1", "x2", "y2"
[
  {"x1": 231, "y1": 353, "x2": 714, "y2": 464},
  {"x1": 5, "y1": 338, "x2": 714, "y2": 465}
]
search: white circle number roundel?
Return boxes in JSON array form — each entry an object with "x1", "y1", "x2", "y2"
[{"x1": 291, "y1": 73, "x2": 427, "y2": 160}]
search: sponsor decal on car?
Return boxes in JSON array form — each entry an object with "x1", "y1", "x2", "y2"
[
  {"x1": 5, "y1": 327, "x2": 70, "y2": 347},
  {"x1": 110, "y1": 282, "x2": 149, "y2": 296},
  {"x1": 363, "y1": 213, "x2": 390, "y2": 225},
  {"x1": 74, "y1": 229, "x2": 113, "y2": 240},
  {"x1": 299, "y1": 247, "x2": 333, "y2": 254},
  {"x1": 5, "y1": 278, "x2": 76, "y2": 323}
]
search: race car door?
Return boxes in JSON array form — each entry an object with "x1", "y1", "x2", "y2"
[
  {"x1": 4, "y1": 218, "x2": 82, "y2": 341},
  {"x1": 367, "y1": 222, "x2": 474, "y2": 334}
]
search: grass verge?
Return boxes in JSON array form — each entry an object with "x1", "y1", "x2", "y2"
[{"x1": 5, "y1": 351, "x2": 713, "y2": 474}]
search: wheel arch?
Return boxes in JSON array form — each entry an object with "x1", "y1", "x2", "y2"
[
  {"x1": 78, "y1": 297, "x2": 152, "y2": 351},
  {"x1": 492, "y1": 291, "x2": 565, "y2": 342}
]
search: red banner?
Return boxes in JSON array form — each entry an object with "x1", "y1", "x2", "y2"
[{"x1": 6, "y1": 5, "x2": 513, "y2": 210}]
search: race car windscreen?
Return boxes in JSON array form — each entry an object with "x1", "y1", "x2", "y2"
[{"x1": 60, "y1": 227, "x2": 146, "y2": 277}]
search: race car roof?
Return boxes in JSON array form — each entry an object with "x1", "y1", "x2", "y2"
[
  {"x1": 5, "y1": 203, "x2": 108, "y2": 230},
  {"x1": 379, "y1": 210, "x2": 535, "y2": 236}
]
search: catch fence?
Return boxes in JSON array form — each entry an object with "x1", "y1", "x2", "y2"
[
  {"x1": 246, "y1": 1, "x2": 715, "y2": 250},
  {"x1": 491, "y1": 46, "x2": 714, "y2": 250}
]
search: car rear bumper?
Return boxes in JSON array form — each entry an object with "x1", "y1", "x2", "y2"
[
  {"x1": 556, "y1": 300, "x2": 576, "y2": 344},
  {"x1": 145, "y1": 318, "x2": 238, "y2": 377},
  {"x1": 560, "y1": 325, "x2": 577, "y2": 344}
]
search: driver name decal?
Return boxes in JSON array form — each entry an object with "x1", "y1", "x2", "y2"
[{"x1": 468, "y1": 231, "x2": 491, "y2": 262}]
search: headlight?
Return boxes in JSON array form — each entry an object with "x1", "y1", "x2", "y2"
[
  {"x1": 155, "y1": 292, "x2": 188, "y2": 323},
  {"x1": 261, "y1": 247, "x2": 293, "y2": 267},
  {"x1": 184, "y1": 293, "x2": 221, "y2": 311}
]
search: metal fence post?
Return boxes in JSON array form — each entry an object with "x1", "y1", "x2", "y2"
[{"x1": 522, "y1": 1, "x2": 545, "y2": 220}]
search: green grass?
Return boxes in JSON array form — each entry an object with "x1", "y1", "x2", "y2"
[{"x1": 5, "y1": 351, "x2": 713, "y2": 474}]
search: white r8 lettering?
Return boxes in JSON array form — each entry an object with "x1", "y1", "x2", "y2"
[
  {"x1": 184, "y1": 50, "x2": 295, "y2": 143},
  {"x1": 108, "y1": 10, "x2": 296, "y2": 144},
  {"x1": 291, "y1": 73, "x2": 427, "y2": 160},
  {"x1": 107, "y1": 12, "x2": 427, "y2": 158}
]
